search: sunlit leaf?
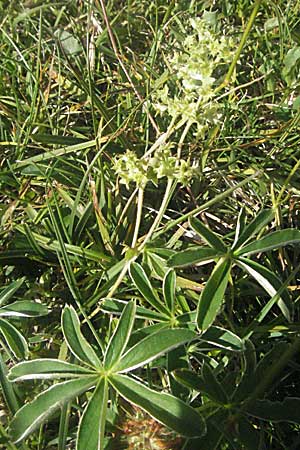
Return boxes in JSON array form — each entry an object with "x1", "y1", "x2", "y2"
[
  {"x1": 10, "y1": 376, "x2": 98, "y2": 443},
  {"x1": 197, "y1": 258, "x2": 231, "y2": 331},
  {"x1": 62, "y1": 306, "x2": 101, "y2": 368}
]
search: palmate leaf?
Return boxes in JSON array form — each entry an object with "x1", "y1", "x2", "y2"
[
  {"x1": 235, "y1": 228, "x2": 300, "y2": 256},
  {"x1": 0, "y1": 278, "x2": 25, "y2": 307},
  {"x1": 62, "y1": 306, "x2": 101, "y2": 368},
  {"x1": 129, "y1": 262, "x2": 169, "y2": 315},
  {"x1": 10, "y1": 376, "x2": 98, "y2": 443},
  {"x1": 246, "y1": 397, "x2": 300, "y2": 423},
  {"x1": 115, "y1": 328, "x2": 196, "y2": 373},
  {"x1": 189, "y1": 217, "x2": 227, "y2": 252},
  {"x1": 232, "y1": 209, "x2": 274, "y2": 251},
  {"x1": 109, "y1": 374, "x2": 206, "y2": 438},
  {"x1": 0, "y1": 300, "x2": 48, "y2": 318},
  {"x1": 163, "y1": 269, "x2": 176, "y2": 314},
  {"x1": 200, "y1": 326, "x2": 245, "y2": 352},
  {"x1": 104, "y1": 301, "x2": 136, "y2": 370},
  {"x1": 197, "y1": 258, "x2": 231, "y2": 331},
  {"x1": 168, "y1": 246, "x2": 220, "y2": 268},
  {"x1": 236, "y1": 257, "x2": 293, "y2": 321},
  {"x1": 8, "y1": 359, "x2": 96, "y2": 381},
  {"x1": 0, "y1": 318, "x2": 28, "y2": 359},
  {"x1": 77, "y1": 377, "x2": 108, "y2": 450}
]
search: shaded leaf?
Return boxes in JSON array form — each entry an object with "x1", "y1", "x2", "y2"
[
  {"x1": 246, "y1": 397, "x2": 300, "y2": 423},
  {"x1": 232, "y1": 209, "x2": 274, "y2": 251},
  {"x1": 0, "y1": 278, "x2": 25, "y2": 307},
  {"x1": 0, "y1": 301, "x2": 48, "y2": 318},
  {"x1": 168, "y1": 247, "x2": 219, "y2": 268},
  {"x1": 200, "y1": 326, "x2": 245, "y2": 352},
  {"x1": 109, "y1": 374, "x2": 206, "y2": 438},
  {"x1": 189, "y1": 217, "x2": 227, "y2": 252},
  {"x1": 129, "y1": 262, "x2": 169, "y2": 315}
]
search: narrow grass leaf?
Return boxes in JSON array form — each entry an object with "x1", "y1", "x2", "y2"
[
  {"x1": 168, "y1": 247, "x2": 219, "y2": 268},
  {"x1": 115, "y1": 328, "x2": 195, "y2": 373},
  {"x1": 8, "y1": 359, "x2": 96, "y2": 381},
  {"x1": 77, "y1": 377, "x2": 108, "y2": 450},
  {"x1": 197, "y1": 259, "x2": 231, "y2": 331},
  {"x1": 62, "y1": 306, "x2": 101, "y2": 368},
  {"x1": 163, "y1": 269, "x2": 176, "y2": 314},
  {"x1": 129, "y1": 262, "x2": 169, "y2": 315},
  {"x1": 232, "y1": 209, "x2": 274, "y2": 251},
  {"x1": 10, "y1": 376, "x2": 97, "y2": 443},
  {"x1": 0, "y1": 318, "x2": 28, "y2": 359},
  {"x1": 109, "y1": 374, "x2": 206, "y2": 438},
  {"x1": 235, "y1": 229, "x2": 300, "y2": 256},
  {"x1": 104, "y1": 301, "x2": 136, "y2": 370},
  {"x1": 189, "y1": 217, "x2": 227, "y2": 252}
]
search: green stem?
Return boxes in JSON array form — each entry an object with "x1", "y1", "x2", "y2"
[
  {"x1": 216, "y1": 0, "x2": 263, "y2": 92},
  {"x1": 131, "y1": 188, "x2": 144, "y2": 248}
]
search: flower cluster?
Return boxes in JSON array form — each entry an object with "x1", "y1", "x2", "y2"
[
  {"x1": 152, "y1": 15, "x2": 234, "y2": 136},
  {"x1": 114, "y1": 144, "x2": 198, "y2": 189}
]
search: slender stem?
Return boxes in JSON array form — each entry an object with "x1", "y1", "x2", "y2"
[
  {"x1": 138, "y1": 177, "x2": 176, "y2": 251},
  {"x1": 131, "y1": 188, "x2": 144, "y2": 248},
  {"x1": 216, "y1": 0, "x2": 263, "y2": 93}
]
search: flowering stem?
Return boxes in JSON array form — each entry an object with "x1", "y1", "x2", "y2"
[{"x1": 131, "y1": 187, "x2": 144, "y2": 248}]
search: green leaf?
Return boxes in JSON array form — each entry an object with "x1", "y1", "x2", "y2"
[
  {"x1": 235, "y1": 229, "x2": 300, "y2": 256},
  {"x1": 0, "y1": 278, "x2": 25, "y2": 307},
  {"x1": 10, "y1": 376, "x2": 97, "y2": 443},
  {"x1": 200, "y1": 326, "x2": 245, "y2": 352},
  {"x1": 0, "y1": 318, "x2": 28, "y2": 359},
  {"x1": 202, "y1": 363, "x2": 228, "y2": 404},
  {"x1": 163, "y1": 269, "x2": 176, "y2": 314},
  {"x1": 8, "y1": 359, "x2": 96, "y2": 381},
  {"x1": 232, "y1": 209, "x2": 274, "y2": 251},
  {"x1": 189, "y1": 217, "x2": 227, "y2": 252},
  {"x1": 109, "y1": 374, "x2": 206, "y2": 438},
  {"x1": 104, "y1": 301, "x2": 136, "y2": 370},
  {"x1": 197, "y1": 258, "x2": 231, "y2": 331},
  {"x1": 129, "y1": 262, "x2": 169, "y2": 315},
  {"x1": 246, "y1": 397, "x2": 300, "y2": 423},
  {"x1": 0, "y1": 301, "x2": 48, "y2": 318},
  {"x1": 100, "y1": 298, "x2": 167, "y2": 322},
  {"x1": 62, "y1": 306, "x2": 101, "y2": 368},
  {"x1": 236, "y1": 258, "x2": 293, "y2": 321},
  {"x1": 115, "y1": 328, "x2": 196, "y2": 373},
  {"x1": 77, "y1": 377, "x2": 108, "y2": 450},
  {"x1": 168, "y1": 247, "x2": 219, "y2": 268},
  {"x1": 232, "y1": 207, "x2": 246, "y2": 248}
]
